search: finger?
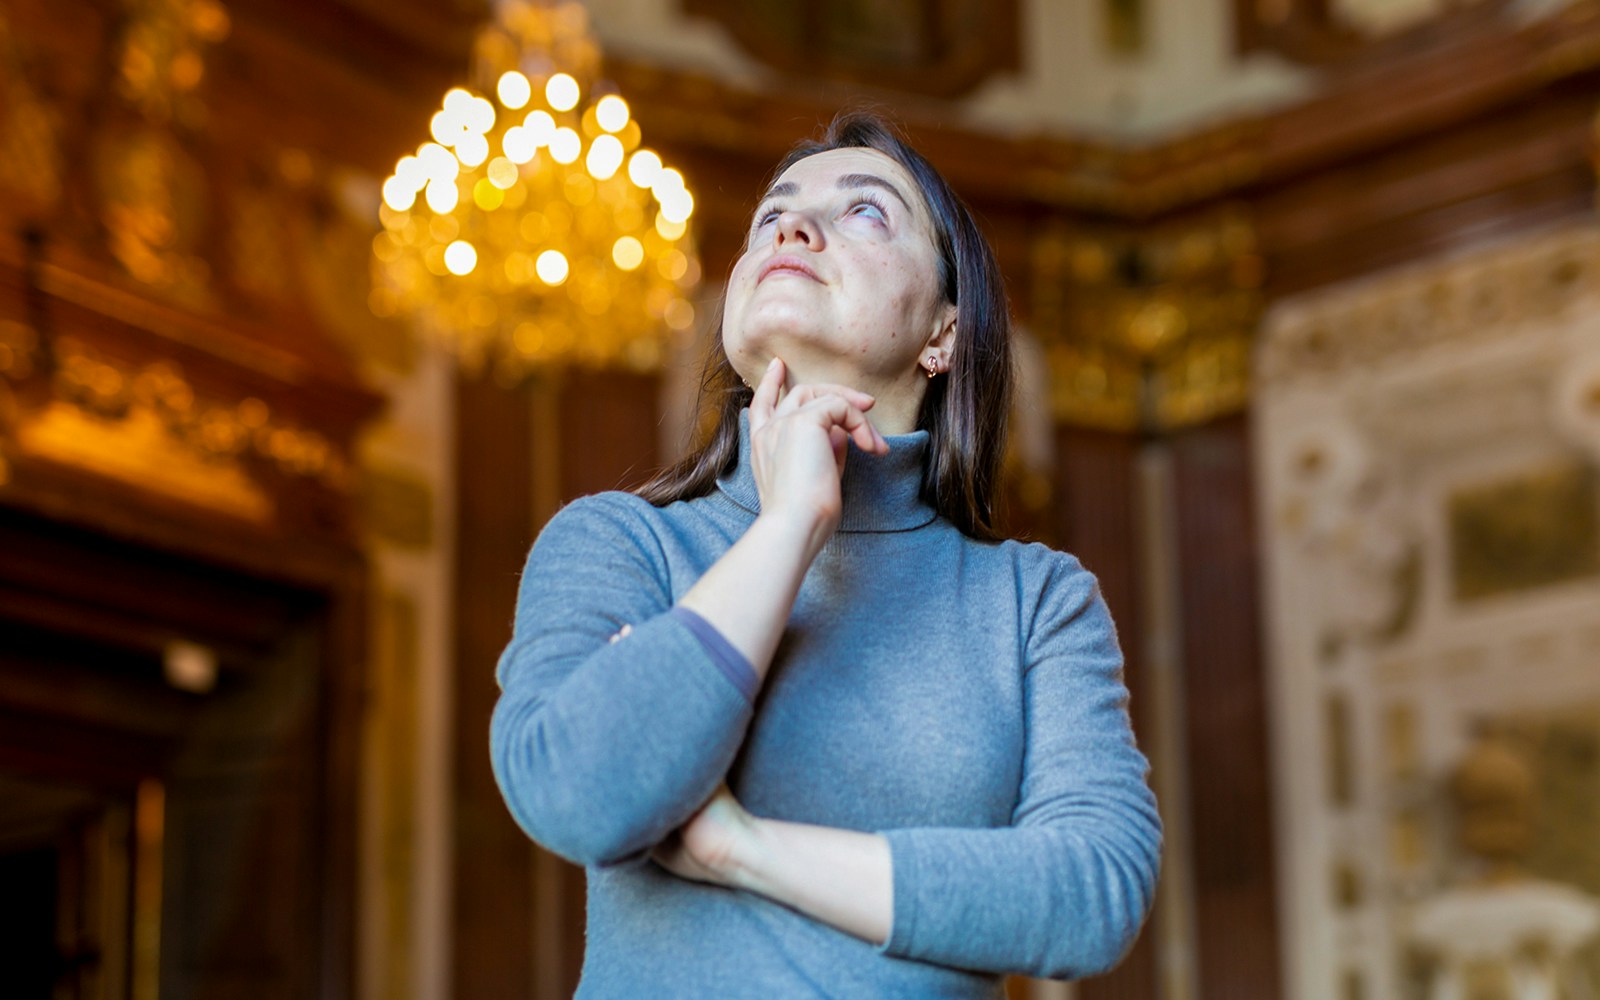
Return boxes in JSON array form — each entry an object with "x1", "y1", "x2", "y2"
[
  {"x1": 796, "y1": 395, "x2": 885, "y2": 456},
  {"x1": 775, "y1": 382, "x2": 876, "y2": 418},
  {"x1": 748, "y1": 357, "x2": 784, "y2": 431}
]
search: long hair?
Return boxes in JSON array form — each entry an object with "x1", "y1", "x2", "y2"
[{"x1": 635, "y1": 110, "x2": 1014, "y2": 539}]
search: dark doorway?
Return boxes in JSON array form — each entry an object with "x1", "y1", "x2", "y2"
[{"x1": 0, "y1": 505, "x2": 365, "y2": 1000}]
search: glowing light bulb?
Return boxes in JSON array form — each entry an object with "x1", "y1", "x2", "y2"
[
  {"x1": 497, "y1": 71, "x2": 532, "y2": 110},
  {"x1": 503, "y1": 126, "x2": 537, "y2": 164},
  {"x1": 442, "y1": 88, "x2": 474, "y2": 116},
  {"x1": 536, "y1": 249, "x2": 569, "y2": 285},
  {"x1": 586, "y1": 134, "x2": 624, "y2": 180},
  {"x1": 444, "y1": 240, "x2": 477, "y2": 275},
  {"x1": 653, "y1": 167, "x2": 685, "y2": 195},
  {"x1": 612, "y1": 235, "x2": 644, "y2": 271},
  {"x1": 655, "y1": 213, "x2": 686, "y2": 240},
  {"x1": 431, "y1": 110, "x2": 467, "y2": 146},
  {"x1": 487, "y1": 156, "x2": 520, "y2": 189},
  {"x1": 394, "y1": 155, "x2": 426, "y2": 189},
  {"x1": 545, "y1": 73, "x2": 580, "y2": 112},
  {"x1": 549, "y1": 127, "x2": 581, "y2": 165},
  {"x1": 523, "y1": 110, "x2": 556, "y2": 145},
  {"x1": 425, "y1": 177, "x2": 459, "y2": 213},
  {"x1": 595, "y1": 95, "x2": 629, "y2": 132},
  {"x1": 466, "y1": 96, "x2": 496, "y2": 133},
  {"x1": 417, "y1": 143, "x2": 458, "y2": 182},
  {"x1": 455, "y1": 133, "x2": 490, "y2": 167},
  {"x1": 627, "y1": 149, "x2": 662, "y2": 188},
  {"x1": 382, "y1": 175, "x2": 417, "y2": 211},
  {"x1": 658, "y1": 188, "x2": 694, "y2": 224}
]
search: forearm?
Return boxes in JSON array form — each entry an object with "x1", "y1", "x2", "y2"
[
  {"x1": 676, "y1": 512, "x2": 822, "y2": 678},
  {"x1": 730, "y1": 817, "x2": 893, "y2": 946},
  {"x1": 493, "y1": 614, "x2": 753, "y2": 866}
]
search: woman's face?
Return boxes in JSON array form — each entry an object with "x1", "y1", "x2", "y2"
[{"x1": 722, "y1": 147, "x2": 954, "y2": 391}]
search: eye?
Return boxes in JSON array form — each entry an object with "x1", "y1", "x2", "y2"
[
  {"x1": 847, "y1": 196, "x2": 888, "y2": 223},
  {"x1": 753, "y1": 204, "x2": 787, "y2": 230}
]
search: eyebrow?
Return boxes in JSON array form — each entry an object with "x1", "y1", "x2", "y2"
[{"x1": 756, "y1": 173, "x2": 914, "y2": 213}]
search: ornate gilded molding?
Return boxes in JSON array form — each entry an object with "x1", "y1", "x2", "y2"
[
  {"x1": 1260, "y1": 226, "x2": 1600, "y2": 390},
  {"x1": 1031, "y1": 208, "x2": 1261, "y2": 432},
  {"x1": 0, "y1": 9, "x2": 63, "y2": 218},
  {"x1": 0, "y1": 330, "x2": 354, "y2": 522},
  {"x1": 113, "y1": 0, "x2": 230, "y2": 128}
]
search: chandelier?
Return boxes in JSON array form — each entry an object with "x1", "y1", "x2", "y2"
[{"x1": 371, "y1": 1, "x2": 699, "y2": 378}]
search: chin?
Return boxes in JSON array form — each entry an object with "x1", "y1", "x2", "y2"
[{"x1": 725, "y1": 318, "x2": 832, "y2": 372}]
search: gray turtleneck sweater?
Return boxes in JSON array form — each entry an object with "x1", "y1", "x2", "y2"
[{"x1": 490, "y1": 416, "x2": 1162, "y2": 998}]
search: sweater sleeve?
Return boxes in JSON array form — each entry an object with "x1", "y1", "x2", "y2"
[
  {"x1": 490, "y1": 493, "x2": 755, "y2": 867},
  {"x1": 879, "y1": 554, "x2": 1162, "y2": 980}
]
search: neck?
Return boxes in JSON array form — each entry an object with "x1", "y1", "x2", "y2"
[
  {"x1": 718, "y1": 409, "x2": 936, "y2": 532},
  {"x1": 764, "y1": 351, "x2": 926, "y2": 435}
]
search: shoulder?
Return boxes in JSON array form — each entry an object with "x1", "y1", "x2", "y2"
[
  {"x1": 979, "y1": 536, "x2": 1110, "y2": 651},
  {"x1": 980, "y1": 535, "x2": 1099, "y2": 601},
  {"x1": 531, "y1": 490, "x2": 677, "y2": 569},
  {"x1": 543, "y1": 489, "x2": 666, "y2": 533}
]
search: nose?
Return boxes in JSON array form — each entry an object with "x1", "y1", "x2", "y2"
[{"x1": 776, "y1": 209, "x2": 823, "y2": 250}]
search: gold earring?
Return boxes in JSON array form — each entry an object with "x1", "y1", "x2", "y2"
[{"x1": 924, "y1": 357, "x2": 938, "y2": 379}]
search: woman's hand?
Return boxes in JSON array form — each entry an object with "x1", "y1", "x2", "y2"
[
  {"x1": 653, "y1": 784, "x2": 761, "y2": 888},
  {"x1": 748, "y1": 357, "x2": 888, "y2": 557},
  {"x1": 653, "y1": 783, "x2": 895, "y2": 946}
]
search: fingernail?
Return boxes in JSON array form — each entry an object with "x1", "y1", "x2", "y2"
[{"x1": 767, "y1": 357, "x2": 780, "y2": 371}]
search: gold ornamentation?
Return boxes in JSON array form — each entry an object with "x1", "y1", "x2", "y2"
[
  {"x1": 0, "y1": 9, "x2": 64, "y2": 214},
  {"x1": 0, "y1": 320, "x2": 39, "y2": 381},
  {"x1": 1032, "y1": 210, "x2": 1260, "y2": 432},
  {"x1": 94, "y1": 127, "x2": 214, "y2": 304},
  {"x1": 1328, "y1": 692, "x2": 1355, "y2": 808},
  {"x1": 374, "y1": 1, "x2": 699, "y2": 380},
  {"x1": 227, "y1": 181, "x2": 296, "y2": 304},
  {"x1": 9, "y1": 336, "x2": 352, "y2": 516},
  {"x1": 1448, "y1": 461, "x2": 1600, "y2": 601},
  {"x1": 114, "y1": 0, "x2": 230, "y2": 127},
  {"x1": 1334, "y1": 860, "x2": 1364, "y2": 909},
  {"x1": 17, "y1": 401, "x2": 272, "y2": 521},
  {"x1": 1261, "y1": 227, "x2": 1600, "y2": 388}
]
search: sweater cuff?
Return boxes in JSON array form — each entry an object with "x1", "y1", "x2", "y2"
[
  {"x1": 668, "y1": 606, "x2": 759, "y2": 703},
  {"x1": 878, "y1": 829, "x2": 921, "y2": 958}
]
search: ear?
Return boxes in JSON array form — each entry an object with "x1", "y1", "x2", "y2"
[{"x1": 920, "y1": 302, "x2": 958, "y2": 374}]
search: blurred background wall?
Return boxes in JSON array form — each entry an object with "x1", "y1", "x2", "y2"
[{"x1": 1, "y1": 1, "x2": 1598, "y2": 998}]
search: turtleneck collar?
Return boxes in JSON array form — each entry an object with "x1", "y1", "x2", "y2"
[{"x1": 716, "y1": 409, "x2": 937, "y2": 533}]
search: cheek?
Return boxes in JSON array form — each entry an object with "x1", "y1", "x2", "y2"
[{"x1": 852, "y1": 254, "x2": 938, "y2": 332}]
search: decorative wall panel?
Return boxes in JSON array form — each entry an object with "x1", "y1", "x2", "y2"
[{"x1": 1257, "y1": 224, "x2": 1600, "y2": 1000}]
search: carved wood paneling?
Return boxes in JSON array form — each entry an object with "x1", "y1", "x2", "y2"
[
  {"x1": 1235, "y1": 0, "x2": 1512, "y2": 68},
  {"x1": 680, "y1": 0, "x2": 1019, "y2": 98}
]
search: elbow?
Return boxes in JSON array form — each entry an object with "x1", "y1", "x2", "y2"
[
  {"x1": 1083, "y1": 837, "x2": 1163, "y2": 978},
  {"x1": 1045, "y1": 825, "x2": 1163, "y2": 980},
  {"x1": 490, "y1": 698, "x2": 659, "y2": 868}
]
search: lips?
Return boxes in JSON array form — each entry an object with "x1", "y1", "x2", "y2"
[{"x1": 758, "y1": 255, "x2": 823, "y2": 284}]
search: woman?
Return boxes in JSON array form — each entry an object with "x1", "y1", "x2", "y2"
[{"x1": 491, "y1": 111, "x2": 1162, "y2": 998}]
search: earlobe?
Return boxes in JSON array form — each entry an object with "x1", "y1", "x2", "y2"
[{"x1": 922, "y1": 307, "x2": 956, "y2": 376}]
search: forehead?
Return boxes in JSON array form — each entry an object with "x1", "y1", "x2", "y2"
[{"x1": 770, "y1": 147, "x2": 931, "y2": 226}]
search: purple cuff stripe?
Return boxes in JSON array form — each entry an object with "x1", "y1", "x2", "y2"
[{"x1": 668, "y1": 606, "x2": 759, "y2": 703}]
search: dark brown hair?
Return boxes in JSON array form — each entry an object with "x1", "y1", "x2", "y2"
[{"x1": 635, "y1": 110, "x2": 1014, "y2": 539}]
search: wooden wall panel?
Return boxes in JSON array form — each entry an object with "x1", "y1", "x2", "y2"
[
  {"x1": 1171, "y1": 415, "x2": 1282, "y2": 1000},
  {"x1": 451, "y1": 368, "x2": 664, "y2": 999},
  {"x1": 1052, "y1": 427, "x2": 1160, "y2": 999},
  {"x1": 450, "y1": 372, "x2": 535, "y2": 1000}
]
